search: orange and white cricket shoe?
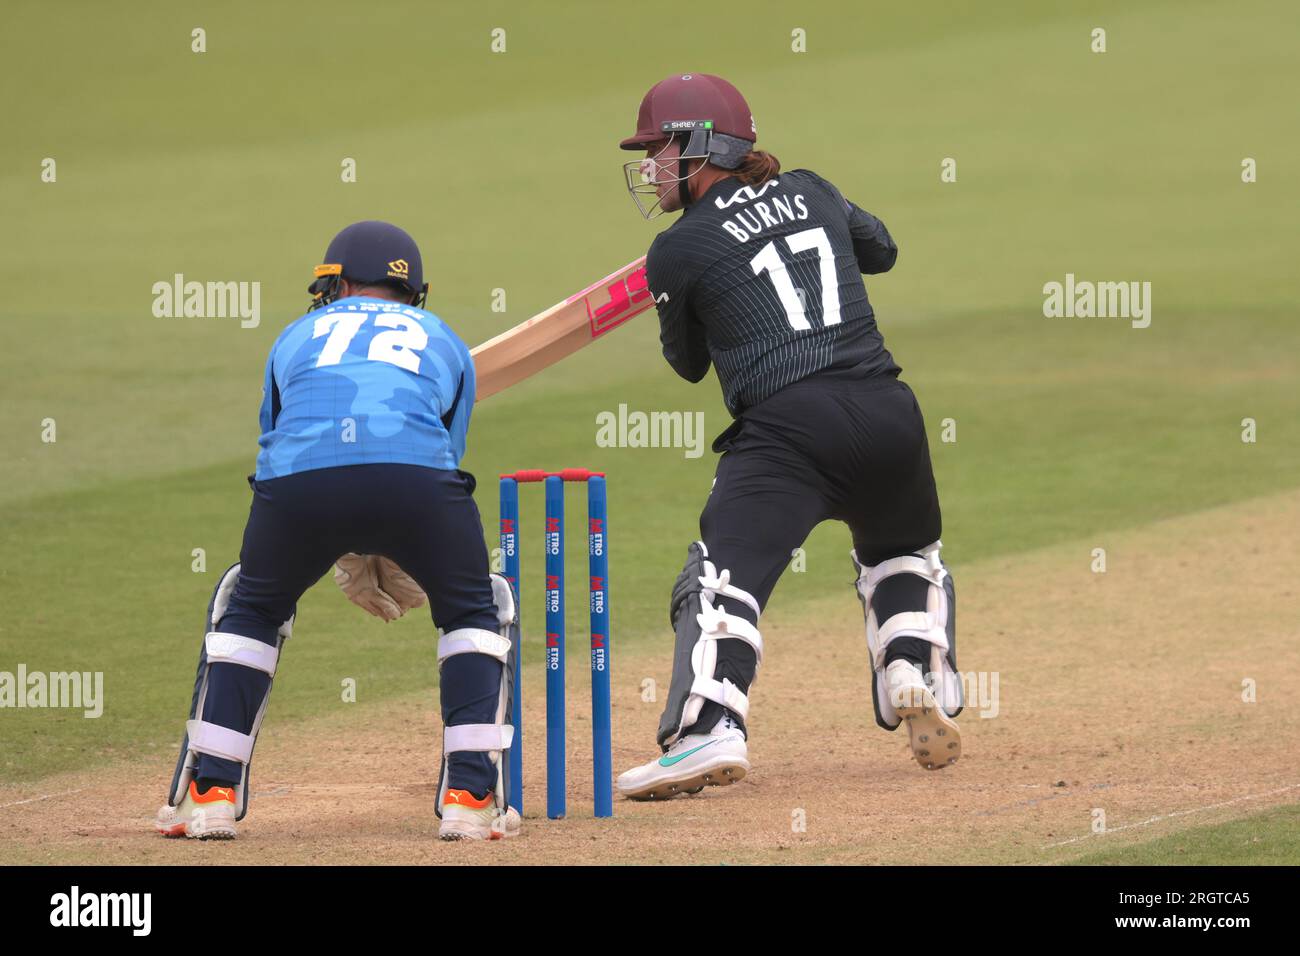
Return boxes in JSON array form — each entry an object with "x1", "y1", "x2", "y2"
[
  {"x1": 155, "y1": 780, "x2": 238, "y2": 840},
  {"x1": 438, "y1": 788, "x2": 521, "y2": 841}
]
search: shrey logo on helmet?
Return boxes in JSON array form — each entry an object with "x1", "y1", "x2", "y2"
[{"x1": 619, "y1": 73, "x2": 758, "y2": 219}]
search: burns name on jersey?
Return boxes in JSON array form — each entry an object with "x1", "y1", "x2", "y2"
[{"x1": 713, "y1": 179, "x2": 810, "y2": 243}]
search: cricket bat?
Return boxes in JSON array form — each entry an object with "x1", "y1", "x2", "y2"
[{"x1": 470, "y1": 255, "x2": 653, "y2": 400}]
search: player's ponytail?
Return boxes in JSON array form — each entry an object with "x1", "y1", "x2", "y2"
[{"x1": 730, "y1": 149, "x2": 781, "y2": 186}]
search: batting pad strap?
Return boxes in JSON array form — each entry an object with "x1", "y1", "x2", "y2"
[
  {"x1": 864, "y1": 555, "x2": 943, "y2": 590},
  {"x1": 696, "y1": 598, "x2": 764, "y2": 664},
  {"x1": 444, "y1": 723, "x2": 515, "y2": 753},
  {"x1": 874, "y1": 612, "x2": 950, "y2": 668},
  {"x1": 186, "y1": 719, "x2": 255, "y2": 764},
  {"x1": 688, "y1": 675, "x2": 750, "y2": 722},
  {"x1": 698, "y1": 562, "x2": 761, "y2": 618},
  {"x1": 204, "y1": 632, "x2": 281, "y2": 676},
  {"x1": 438, "y1": 628, "x2": 512, "y2": 663}
]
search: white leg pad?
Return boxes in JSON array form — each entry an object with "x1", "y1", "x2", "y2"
[
  {"x1": 856, "y1": 543, "x2": 949, "y2": 670},
  {"x1": 435, "y1": 573, "x2": 519, "y2": 818},
  {"x1": 875, "y1": 612, "x2": 949, "y2": 663},
  {"x1": 205, "y1": 632, "x2": 281, "y2": 676},
  {"x1": 185, "y1": 718, "x2": 255, "y2": 764},
  {"x1": 853, "y1": 541, "x2": 962, "y2": 727},
  {"x1": 688, "y1": 674, "x2": 751, "y2": 722},
  {"x1": 490, "y1": 573, "x2": 516, "y2": 627},
  {"x1": 697, "y1": 563, "x2": 762, "y2": 621},
  {"x1": 444, "y1": 723, "x2": 515, "y2": 754},
  {"x1": 168, "y1": 561, "x2": 291, "y2": 821},
  {"x1": 669, "y1": 570, "x2": 763, "y2": 744},
  {"x1": 438, "y1": 628, "x2": 511, "y2": 664}
]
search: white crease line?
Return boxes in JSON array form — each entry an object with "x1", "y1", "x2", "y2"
[
  {"x1": 0, "y1": 787, "x2": 86, "y2": 810},
  {"x1": 1041, "y1": 783, "x2": 1300, "y2": 849}
]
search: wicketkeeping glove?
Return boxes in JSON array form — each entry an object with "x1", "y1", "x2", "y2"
[{"x1": 334, "y1": 553, "x2": 429, "y2": 622}]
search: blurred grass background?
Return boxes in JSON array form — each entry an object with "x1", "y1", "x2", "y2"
[{"x1": 1, "y1": 0, "x2": 1296, "y2": 783}]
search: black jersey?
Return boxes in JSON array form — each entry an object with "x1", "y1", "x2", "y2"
[{"x1": 645, "y1": 169, "x2": 901, "y2": 416}]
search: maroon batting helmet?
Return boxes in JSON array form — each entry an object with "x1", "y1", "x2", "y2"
[
  {"x1": 620, "y1": 73, "x2": 757, "y2": 218},
  {"x1": 619, "y1": 73, "x2": 756, "y2": 151}
]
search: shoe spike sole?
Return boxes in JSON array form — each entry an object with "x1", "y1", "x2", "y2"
[
  {"x1": 634, "y1": 764, "x2": 748, "y2": 801},
  {"x1": 898, "y1": 696, "x2": 962, "y2": 771}
]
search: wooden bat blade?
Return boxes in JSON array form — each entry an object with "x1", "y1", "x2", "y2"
[{"x1": 470, "y1": 255, "x2": 651, "y2": 400}]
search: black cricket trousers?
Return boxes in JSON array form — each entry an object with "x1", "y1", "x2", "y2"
[{"x1": 689, "y1": 372, "x2": 943, "y2": 734}]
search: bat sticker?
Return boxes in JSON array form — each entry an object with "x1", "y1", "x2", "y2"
[{"x1": 586, "y1": 266, "x2": 653, "y2": 337}]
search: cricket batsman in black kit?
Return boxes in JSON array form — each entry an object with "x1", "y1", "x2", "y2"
[{"x1": 615, "y1": 74, "x2": 964, "y2": 800}]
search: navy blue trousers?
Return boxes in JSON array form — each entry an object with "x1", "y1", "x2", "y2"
[{"x1": 197, "y1": 464, "x2": 501, "y2": 798}]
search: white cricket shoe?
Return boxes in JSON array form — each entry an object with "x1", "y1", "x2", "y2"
[
  {"x1": 155, "y1": 780, "x2": 238, "y2": 839},
  {"x1": 439, "y1": 788, "x2": 521, "y2": 841},
  {"x1": 617, "y1": 716, "x2": 750, "y2": 801},
  {"x1": 886, "y1": 659, "x2": 962, "y2": 770}
]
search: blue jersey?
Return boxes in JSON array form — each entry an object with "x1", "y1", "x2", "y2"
[{"x1": 255, "y1": 297, "x2": 475, "y2": 480}]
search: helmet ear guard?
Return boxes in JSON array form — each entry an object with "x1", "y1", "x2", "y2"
[
  {"x1": 706, "y1": 132, "x2": 752, "y2": 170},
  {"x1": 675, "y1": 128, "x2": 754, "y2": 207}
]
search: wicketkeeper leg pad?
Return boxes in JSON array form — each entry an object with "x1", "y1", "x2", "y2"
[
  {"x1": 166, "y1": 562, "x2": 294, "y2": 821},
  {"x1": 435, "y1": 572, "x2": 517, "y2": 817},
  {"x1": 657, "y1": 541, "x2": 764, "y2": 749},
  {"x1": 853, "y1": 541, "x2": 963, "y2": 731}
]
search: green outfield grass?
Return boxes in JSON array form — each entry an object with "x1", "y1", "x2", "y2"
[
  {"x1": 1069, "y1": 803, "x2": 1300, "y2": 865},
  {"x1": 2, "y1": 0, "x2": 1297, "y2": 869}
]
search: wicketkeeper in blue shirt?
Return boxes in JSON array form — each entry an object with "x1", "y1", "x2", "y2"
[{"x1": 156, "y1": 221, "x2": 520, "y2": 842}]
